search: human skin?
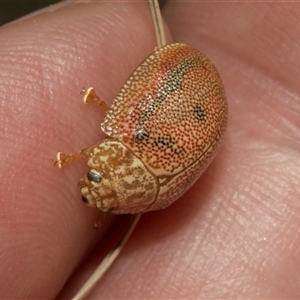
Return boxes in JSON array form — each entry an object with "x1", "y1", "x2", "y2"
[{"x1": 0, "y1": 1, "x2": 300, "y2": 299}]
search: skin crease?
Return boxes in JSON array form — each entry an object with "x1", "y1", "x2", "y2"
[{"x1": 0, "y1": 0, "x2": 300, "y2": 299}]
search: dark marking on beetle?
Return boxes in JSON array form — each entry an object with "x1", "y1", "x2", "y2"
[
  {"x1": 139, "y1": 55, "x2": 203, "y2": 124},
  {"x1": 87, "y1": 171, "x2": 102, "y2": 183},
  {"x1": 134, "y1": 128, "x2": 150, "y2": 143},
  {"x1": 82, "y1": 196, "x2": 88, "y2": 203},
  {"x1": 154, "y1": 136, "x2": 173, "y2": 148},
  {"x1": 194, "y1": 104, "x2": 206, "y2": 122},
  {"x1": 153, "y1": 136, "x2": 185, "y2": 157}
]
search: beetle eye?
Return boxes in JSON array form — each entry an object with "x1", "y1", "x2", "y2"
[
  {"x1": 87, "y1": 171, "x2": 102, "y2": 183},
  {"x1": 82, "y1": 196, "x2": 88, "y2": 203}
]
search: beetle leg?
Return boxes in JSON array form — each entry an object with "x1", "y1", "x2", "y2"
[
  {"x1": 93, "y1": 212, "x2": 106, "y2": 229},
  {"x1": 82, "y1": 87, "x2": 109, "y2": 112},
  {"x1": 55, "y1": 145, "x2": 95, "y2": 168}
]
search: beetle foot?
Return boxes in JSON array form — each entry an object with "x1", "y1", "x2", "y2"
[
  {"x1": 82, "y1": 87, "x2": 109, "y2": 112},
  {"x1": 93, "y1": 212, "x2": 105, "y2": 229},
  {"x1": 55, "y1": 151, "x2": 88, "y2": 168}
]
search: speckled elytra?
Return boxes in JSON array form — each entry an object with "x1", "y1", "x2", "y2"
[{"x1": 56, "y1": 43, "x2": 227, "y2": 214}]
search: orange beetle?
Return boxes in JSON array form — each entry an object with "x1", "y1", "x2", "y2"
[{"x1": 56, "y1": 43, "x2": 227, "y2": 214}]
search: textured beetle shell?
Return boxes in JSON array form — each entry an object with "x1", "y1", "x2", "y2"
[{"x1": 100, "y1": 43, "x2": 227, "y2": 213}]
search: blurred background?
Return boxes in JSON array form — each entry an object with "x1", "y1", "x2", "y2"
[
  {"x1": 0, "y1": 0, "x2": 168, "y2": 26},
  {"x1": 0, "y1": 0, "x2": 62, "y2": 26}
]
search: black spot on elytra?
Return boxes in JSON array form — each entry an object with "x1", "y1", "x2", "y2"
[
  {"x1": 194, "y1": 104, "x2": 206, "y2": 122},
  {"x1": 154, "y1": 136, "x2": 173, "y2": 148},
  {"x1": 134, "y1": 128, "x2": 150, "y2": 143},
  {"x1": 153, "y1": 136, "x2": 184, "y2": 157}
]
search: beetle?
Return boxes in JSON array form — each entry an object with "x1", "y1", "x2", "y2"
[{"x1": 56, "y1": 43, "x2": 227, "y2": 214}]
